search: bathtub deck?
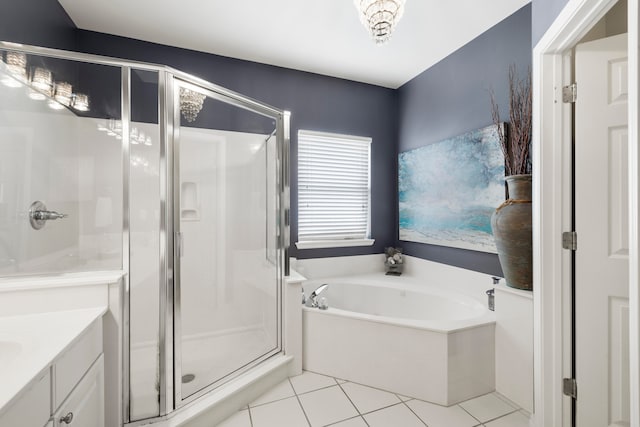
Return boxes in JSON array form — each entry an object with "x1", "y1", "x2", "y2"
[{"x1": 216, "y1": 370, "x2": 531, "y2": 427}]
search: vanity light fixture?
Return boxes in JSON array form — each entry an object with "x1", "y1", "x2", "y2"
[
  {"x1": 31, "y1": 67, "x2": 53, "y2": 95},
  {"x1": 54, "y1": 81, "x2": 72, "y2": 106},
  {"x1": 72, "y1": 93, "x2": 90, "y2": 112},
  {"x1": 2, "y1": 51, "x2": 27, "y2": 87}
]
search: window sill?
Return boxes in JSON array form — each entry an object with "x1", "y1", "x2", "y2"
[{"x1": 295, "y1": 239, "x2": 375, "y2": 250}]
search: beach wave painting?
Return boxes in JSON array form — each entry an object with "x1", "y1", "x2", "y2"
[{"x1": 398, "y1": 125, "x2": 505, "y2": 253}]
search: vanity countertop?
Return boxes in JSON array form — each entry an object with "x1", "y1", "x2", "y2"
[{"x1": 0, "y1": 306, "x2": 106, "y2": 414}]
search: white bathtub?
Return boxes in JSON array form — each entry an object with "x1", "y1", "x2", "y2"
[{"x1": 302, "y1": 274, "x2": 496, "y2": 406}]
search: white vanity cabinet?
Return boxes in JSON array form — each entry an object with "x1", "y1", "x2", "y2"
[
  {"x1": 52, "y1": 318, "x2": 104, "y2": 427},
  {"x1": 53, "y1": 355, "x2": 104, "y2": 427},
  {"x1": 0, "y1": 312, "x2": 105, "y2": 427}
]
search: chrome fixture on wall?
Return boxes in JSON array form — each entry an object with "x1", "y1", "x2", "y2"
[
  {"x1": 28, "y1": 201, "x2": 68, "y2": 230},
  {"x1": 354, "y1": 0, "x2": 406, "y2": 45},
  {"x1": 305, "y1": 284, "x2": 329, "y2": 308}
]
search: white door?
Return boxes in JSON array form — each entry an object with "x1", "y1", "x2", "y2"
[{"x1": 575, "y1": 33, "x2": 629, "y2": 427}]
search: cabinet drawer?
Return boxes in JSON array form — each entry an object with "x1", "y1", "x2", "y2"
[
  {"x1": 53, "y1": 319, "x2": 102, "y2": 410},
  {"x1": 53, "y1": 355, "x2": 104, "y2": 427},
  {"x1": 1, "y1": 369, "x2": 50, "y2": 427}
]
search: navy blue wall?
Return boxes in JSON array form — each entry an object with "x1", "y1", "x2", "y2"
[
  {"x1": 532, "y1": 0, "x2": 569, "y2": 45},
  {"x1": 1, "y1": 0, "x2": 539, "y2": 274},
  {"x1": 74, "y1": 32, "x2": 398, "y2": 260},
  {"x1": 396, "y1": 5, "x2": 532, "y2": 276},
  {"x1": 0, "y1": 0, "x2": 77, "y2": 50}
]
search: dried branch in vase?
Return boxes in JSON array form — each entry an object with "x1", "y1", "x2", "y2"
[{"x1": 490, "y1": 65, "x2": 532, "y2": 176}]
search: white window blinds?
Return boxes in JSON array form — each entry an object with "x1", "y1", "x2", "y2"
[{"x1": 298, "y1": 130, "x2": 372, "y2": 243}]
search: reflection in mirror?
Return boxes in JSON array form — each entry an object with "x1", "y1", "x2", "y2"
[{"x1": 0, "y1": 51, "x2": 123, "y2": 276}]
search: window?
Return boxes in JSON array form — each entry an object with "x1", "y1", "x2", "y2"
[{"x1": 296, "y1": 130, "x2": 374, "y2": 249}]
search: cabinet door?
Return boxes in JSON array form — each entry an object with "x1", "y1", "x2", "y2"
[{"x1": 54, "y1": 355, "x2": 104, "y2": 427}]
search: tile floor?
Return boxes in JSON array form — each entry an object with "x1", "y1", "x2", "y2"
[{"x1": 216, "y1": 371, "x2": 531, "y2": 427}]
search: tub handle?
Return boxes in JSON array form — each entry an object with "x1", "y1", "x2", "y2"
[{"x1": 486, "y1": 288, "x2": 495, "y2": 311}]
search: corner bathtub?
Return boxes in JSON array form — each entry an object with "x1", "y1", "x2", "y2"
[{"x1": 302, "y1": 274, "x2": 496, "y2": 406}]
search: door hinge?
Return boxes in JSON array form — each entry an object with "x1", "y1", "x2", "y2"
[
  {"x1": 563, "y1": 378, "x2": 577, "y2": 399},
  {"x1": 562, "y1": 231, "x2": 577, "y2": 250},
  {"x1": 562, "y1": 83, "x2": 577, "y2": 103}
]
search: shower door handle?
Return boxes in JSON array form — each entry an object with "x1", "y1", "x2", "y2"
[{"x1": 176, "y1": 231, "x2": 184, "y2": 257}]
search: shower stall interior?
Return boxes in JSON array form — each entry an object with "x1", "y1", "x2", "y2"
[{"x1": 0, "y1": 42, "x2": 290, "y2": 424}]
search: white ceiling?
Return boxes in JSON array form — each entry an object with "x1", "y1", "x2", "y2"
[{"x1": 58, "y1": 0, "x2": 530, "y2": 89}]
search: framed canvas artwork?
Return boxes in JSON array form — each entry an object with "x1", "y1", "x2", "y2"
[{"x1": 398, "y1": 124, "x2": 505, "y2": 253}]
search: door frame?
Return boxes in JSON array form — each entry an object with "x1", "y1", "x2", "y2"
[{"x1": 532, "y1": 0, "x2": 639, "y2": 426}]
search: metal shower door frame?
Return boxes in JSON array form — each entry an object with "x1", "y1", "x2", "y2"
[
  {"x1": 0, "y1": 41, "x2": 290, "y2": 424},
  {"x1": 166, "y1": 75, "x2": 290, "y2": 409}
]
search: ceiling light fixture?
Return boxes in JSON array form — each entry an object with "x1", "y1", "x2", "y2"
[
  {"x1": 179, "y1": 87, "x2": 206, "y2": 123},
  {"x1": 354, "y1": 0, "x2": 406, "y2": 45}
]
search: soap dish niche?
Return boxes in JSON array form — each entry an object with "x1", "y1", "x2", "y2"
[{"x1": 181, "y1": 181, "x2": 199, "y2": 221}]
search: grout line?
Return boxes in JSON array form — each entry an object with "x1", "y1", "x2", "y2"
[
  {"x1": 479, "y1": 408, "x2": 521, "y2": 424},
  {"x1": 295, "y1": 383, "x2": 342, "y2": 397},
  {"x1": 360, "y1": 402, "x2": 409, "y2": 416},
  {"x1": 247, "y1": 405, "x2": 254, "y2": 427},
  {"x1": 401, "y1": 400, "x2": 429, "y2": 427},
  {"x1": 458, "y1": 404, "x2": 483, "y2": 424},
  {"x1": 336, "y1": 381, "x2": 363, "y2": 416},
  {"x1": 289, "y1": 377, "x2": 313, "y2": 427},
  {"x1": 324, "y1": 415, "x2": 368, "y2": 426},
  {"x1": 249, "y1": 392, "x2": 298, "y2": 409}
]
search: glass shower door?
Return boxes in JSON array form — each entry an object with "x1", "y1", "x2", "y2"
[{"x1": 173, "y1": 79, "x2": 282, "y2": 404}]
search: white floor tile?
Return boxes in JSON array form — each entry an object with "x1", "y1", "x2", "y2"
[
  {"x1": 216, "y1": 409, "x2": 251, "y2": 427},
  {"x1": 329, "y1": 416, "x2": 368, "y2": 426},
  {"x1": 397, "y1": 394, "x2": 413, "y2": 402},
  {"x1": 484, "y1": 411, "x2": 531, "y2": 427},
  {"x1": 298, "y1": 385, "x2": 359, "y2": 427},
  {"x1": 250, "y1": 380, "x2": 296, "y2": 407},
  {"x1": 250, "y1": 396, "x2": 309, "y2": 427},
  {"x1": 363, "y1": 403, "x2": 426, "y2": 427},
  {"x1": 340, "y1": 382, "x2": 401, "y2": 414},
  {"x1": 290, "y1": 371, "x2": 337, "y2": 395},
  {"x1": 459, "y1": 393, "x2": 517, "y2": 423},
  {"x1": 406, "y1": 399, "x2": 479, "y2": 427},
  {"x1": 407, "y1": 400, "x2": 480, "y2": 427}
]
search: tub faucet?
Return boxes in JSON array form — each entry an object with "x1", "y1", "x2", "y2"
[{"x1": 305, "y1": 284, "x2": 328, "y2": 308}]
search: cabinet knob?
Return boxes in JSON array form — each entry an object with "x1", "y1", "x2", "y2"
[{"x1": 60, "y1": 412, "x2": 74, "y2": 424}]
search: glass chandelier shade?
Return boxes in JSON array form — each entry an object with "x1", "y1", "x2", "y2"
[
  {"x1": 31, "y1": 67, "x2": 53, "y2": 97},
  {"x1": 179, "y1": 88, "x2": 206, "y2": 123},
  {"x1": 2, "y1": 51, "x2": 27, "y2": 87},
  {"x1": 73, "y1": 93, "x2": 90, "y2": 111},
  {"x1": 354, "y1": 0, "x2": 406, "y2": 45},
  {"x1": 54, "y1": 81, "x2": 73, "y2": 107}
]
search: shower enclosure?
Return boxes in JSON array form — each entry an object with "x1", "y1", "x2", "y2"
[{"x1": 0, "y1": 42, "x2": 290, "y2": 424}]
